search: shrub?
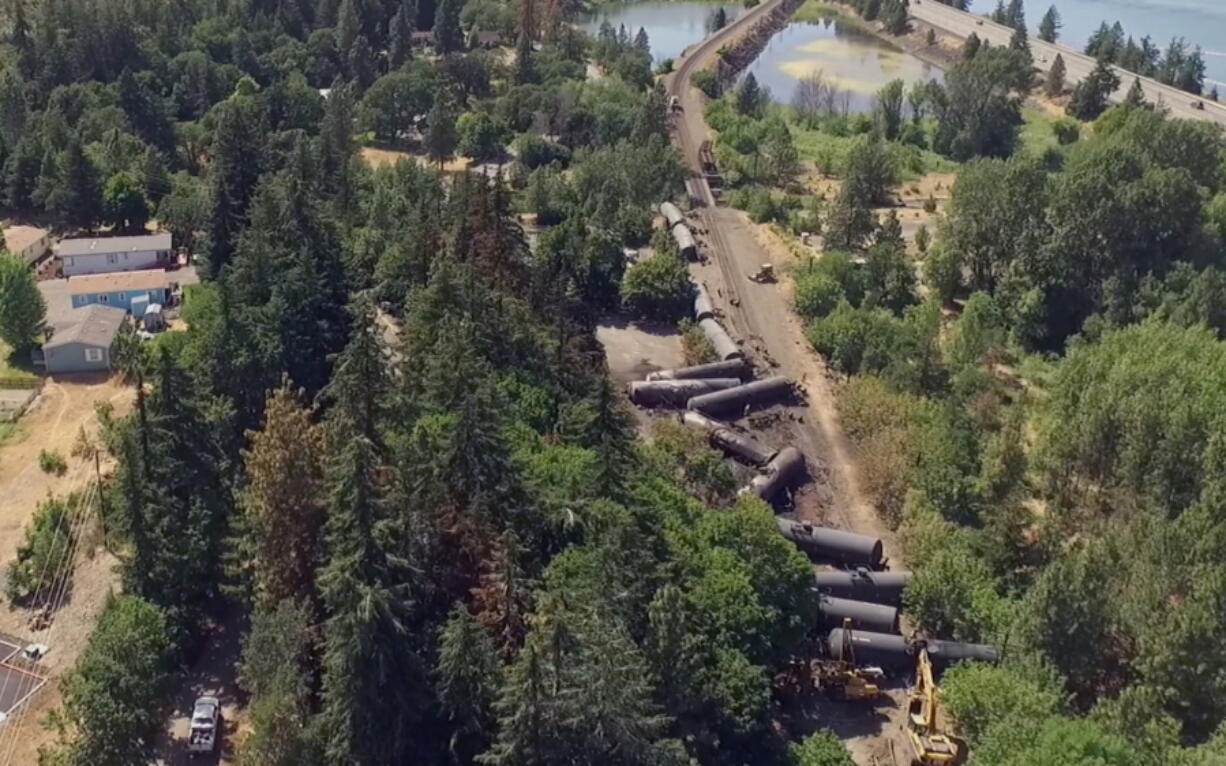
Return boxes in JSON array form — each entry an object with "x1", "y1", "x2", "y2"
[
  {"x1": 514, "y1": 134, "x2": 571, "y2": 169},
  {"x1": 39, "y1": 449, "x2": 68, "y2": 476},
  {"x1": 680, "y1": 318, "x2": 717, "y2": 365},
  {"x1": 791, "y1": 730, "x2": 855, "y2": 766},
  {"x1": 7, "y1": 497, "x2": 75, "y2": 603},
  {"x1": 793, "y1": 271, "x2": 844, "y2": 320},
  {"x1": 692, "y1": 69, "x2": 720, "y2": 99},
  {"x1": 1051, "y1": 119, "x2": 1080, "y2": 145},
  {"x1": 621, "y1": 254, "x2": 693, "y2": 321}
]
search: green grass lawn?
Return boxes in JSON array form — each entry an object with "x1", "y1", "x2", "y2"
[
  {"x1": 793, "y1": 0, "x2": 845, "y2": 23},
  {"x1": 0, "y1": 422, "x2": 19, "y2": 443},
  {"x1": 789, "y1": 119, "x2": 958, "y2": 181},
  {"x1": 789, "y1": 108, "x2": 1075, "y2": 186},
  {"x1": 0, "y1": 340, "x2": 40, "y2": 387},
  {"x1": 1019, "y1": 108, "x2": 1064, "y2": 158}
]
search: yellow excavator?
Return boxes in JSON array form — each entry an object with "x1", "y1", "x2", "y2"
[
  {"x1": 907, "y1": 646, "x2": 966, "y2": 765},
  {"x1": 817, "y1": 619, "x2": 884, "y2": 701}
]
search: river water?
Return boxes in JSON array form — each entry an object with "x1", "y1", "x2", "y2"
[
  {"x1": 579, "y1": 2, "x2": 745, "y2": 65},
  {"x1": 581, "y1": 2, "x2": 941, "y2": 112},
  {"x1": 968, "y1": 0, "x2": 1226, "y2": 88},
  {"x1": 745, "y1": 17, "x2": 943, "y2": 111}
]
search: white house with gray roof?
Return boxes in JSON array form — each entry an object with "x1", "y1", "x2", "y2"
[{"x1": 58, "y1": 233, "x2": 173, "y2": 276}]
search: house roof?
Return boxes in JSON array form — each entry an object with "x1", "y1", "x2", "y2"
[
  {"x1": 44, "y1": 305, "x2": 127, "y2": 350},
  {"x1": 68, "y1": 269, "x2": 172, "y2": 295},
  {"x1": 3, "y1": 225, "x2": 48, "y2": 254},
  {"x1": 58, "y1": 233, "x2": 172, "y2": 257}
]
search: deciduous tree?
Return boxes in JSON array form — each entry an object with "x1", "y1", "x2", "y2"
[{"x1": 0, "y1": 250, "x2": 46, "y2": 351}]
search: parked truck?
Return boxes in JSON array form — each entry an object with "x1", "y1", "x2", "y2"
[{"x1": 188, "y1": 696, "x2": 220, "y2": 757}]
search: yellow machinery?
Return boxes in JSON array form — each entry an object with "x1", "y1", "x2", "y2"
[
  {"x1": 906, "y1": 647, "x2": 966, "y2": 765},
  {"x1": 818, "y1": 619, "x2": 883, "y2": 701}
]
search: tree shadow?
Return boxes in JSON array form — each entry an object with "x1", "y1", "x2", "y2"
[{"x1": 598, "y1": 312, "x2": 684, "y2": 339}]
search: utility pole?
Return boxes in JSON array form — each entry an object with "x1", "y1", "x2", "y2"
[{"x1": 94, "y1": 449, "x2": 110, "y2": 550}]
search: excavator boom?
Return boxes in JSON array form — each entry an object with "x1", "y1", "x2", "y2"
[{"x1": 906, "y1": 648, "x2": 965, "y2": 765}]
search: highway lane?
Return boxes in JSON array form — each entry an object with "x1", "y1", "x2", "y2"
[{"x1": 909, "y1": 0, "x2": 1226, "y2": 127}]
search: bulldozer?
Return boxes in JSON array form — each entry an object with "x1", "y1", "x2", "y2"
[
  {"x1": 906, "y1": 646, "x2": 966, "y2": 765},
  {"x1": 817, "y1": 619, "x2": 883, "y2": 701},
  {"x1": 748, "y1": 263, "x2": 776, "y2": 283}
]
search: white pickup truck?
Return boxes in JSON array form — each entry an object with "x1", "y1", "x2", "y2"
[{"x1": 187, "y1": 696, "x2": 220, "y2": 757}]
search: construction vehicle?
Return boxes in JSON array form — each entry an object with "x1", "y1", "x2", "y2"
[
  {"x1": 748, "y1": 263, "x2": 776, "y2": 283},
  {"x1": 817, "y1": 619, "x2": 883, "y2": 701},
  {"x1": 906, "y1": 647, "x2": 966, "y2": 765}
]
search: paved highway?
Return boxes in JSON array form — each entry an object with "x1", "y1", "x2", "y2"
[{"x1": 909, "y1": 0, "x2": 1226, "y2": 127}]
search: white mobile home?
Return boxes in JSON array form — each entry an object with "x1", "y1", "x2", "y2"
[{"x1": 59, "y1": 233, "x2": 173, "y2": 276}]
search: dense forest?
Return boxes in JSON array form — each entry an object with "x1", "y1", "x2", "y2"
[
  {"x1": 6, "y1": 0, "x2": 1226, "y2": 763},
  {"x1": 0, "y1": 0, "x2": 832, "y2": 764}
]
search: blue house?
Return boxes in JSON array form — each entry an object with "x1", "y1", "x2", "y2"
[{"x1": 68, "y1": 269, "x2": 171, "y2": 312}]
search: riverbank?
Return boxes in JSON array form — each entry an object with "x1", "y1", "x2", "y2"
[{"x1": 795, "y1": 0, "x2": 1072, "y2": 131}]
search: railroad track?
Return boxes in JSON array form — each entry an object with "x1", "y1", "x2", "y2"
[{"x1": 665, "y1": 0, "x2": 788, "y2": 346}]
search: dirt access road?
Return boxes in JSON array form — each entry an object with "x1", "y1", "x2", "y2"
[
  {"x1": 664, "y1": 10, "x2": 909, "y2": 763},
  {"x1": 665, "y1": 0, "x2": 899, "y2": 564}
]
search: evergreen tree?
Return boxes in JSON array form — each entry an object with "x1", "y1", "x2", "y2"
[
  {"x1": 436, "y1": 603, "x2": 500, "y2": 763},
  {"x1": 1046, "y1": 53, "x2": 1066, "y2": 97},
  {"x1": 207, "y1": 94, "x2": 266, "y2": 277},
  {"x1": 319, "y1": 296, "x2": 388, "y2": 443},
  {"x1": 115, "y1": 350, "x2": 233, "y2": 630},
  {"x1": 236, "y1": 599, "x2": 313, "y2": 766},
  {"x1": 9, "y1": 1, "x2": 35, "y2": 79},
  {"x1": 1068, "y1": 56, "x2": 1121, "y2": 120},
  {"x1": 735, "y1": 72, "x2": 765, "y2": 118},
  {"x1": 4, "y1": 136, "x2": 40, "y2": 210},
  {"x1": 140, "y1": 148, "x2": 171, "y2": 206},
  {"x1": 479, "y1": 603, "x2": 669, "y2": 766},
  {"x1": 425, "y1": 90, "x2": 459, "y2": 166},
  {"x1": 318, "y1": 424, "x2": 427, "y2": 765},
  {"x1": 47, "y1": 140, "x2": 102, "y2": 230},
  {"x1": 389, "y1": 5, "x2": 414, "y2": 69},
  {"x1": 634, "y1": 26, "x2": 649, "y2": 53},
  {"x1": 239, "y1": 384, "x2": 325, "y2": 607},
  {"x1": 0, "y1": 66, "x2": 28, "y2": 147},
  {"x1": 434, "y1": 0, "x2": 464, "y2": 53},
  {"x1": 1004, "y1": 0, "x2": 1025, "y2": 30},
  {"x1": 337, "y1": 0, "x2": 360, "y2": 53},
  {"x1": 1038, "y1": 4, "x2": 1061, "y2": 43},
  {"x1": 514, "y1": 31, "x2": 536, "y2": 85},
  {"x1": 345, "y1": 34, "x2": 373, "y2": 88},
  {"x1": 882, "y1": 0, "x2": 908, "y2": 35},
  {"x1": 1124, "y1": 76, "x2": 1148, "y2": 108},
  {"x1": 963, "y1": 32, "x2": 982, "y2": 60},
  {"x1": 320, "y1": 78, "x2": 357, "y2": 208}
]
